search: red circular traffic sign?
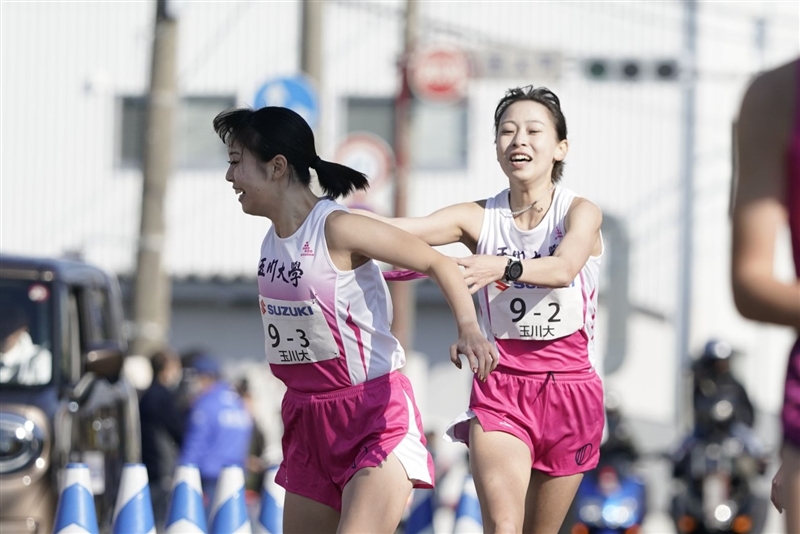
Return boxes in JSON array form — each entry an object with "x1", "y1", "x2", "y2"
[
  {"x1": 334, "y1": 132, "x2": 394, "y2": 189},
  {"x1": 407, "y1": 45, "x2": 470, "y2": 103}
]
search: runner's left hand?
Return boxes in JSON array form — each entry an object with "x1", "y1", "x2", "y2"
[{"x1": 456, "y1": 254, "x2": 508, "y2": 294}]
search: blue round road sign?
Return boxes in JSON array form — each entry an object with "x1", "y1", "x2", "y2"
[{"x1": 253, "y1": 75, "x2": 320, "y2": 128}]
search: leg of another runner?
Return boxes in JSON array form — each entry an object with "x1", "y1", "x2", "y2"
[
  {"x1": 522, "y1": 470, "x2": 583, "y2": 534},
  {"x1": 338, "y1": 453, "x2": 414, "y2": 534},
  {"x1": 469, "y1": 418, "x2": 533, "y2": 533},
  {"x1": 283, "y1": 492, "x2": 340, "y2": 534}
]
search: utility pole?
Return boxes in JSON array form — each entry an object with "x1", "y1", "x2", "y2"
[
  {"x1": 301, "y1": 0, "x2": 322, "y2": 83},
  {"x1": 390, "y1": 0, "x2": 419, "y2": 350},
  {"x1": 676, "y1": 0, "x2": 697, "y2": 432},
  {"x1": 301, "y1": 0, "x2": 324, "y2": 188},
  {"x1": 754, "y1": 16, "x2": 766, "y2": 73},
  {"x1": 132, "y1": 0, "x2": 177, "y2": 358}
]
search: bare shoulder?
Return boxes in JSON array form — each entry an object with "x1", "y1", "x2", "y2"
[
  {"x1": 324, "y1": 210, "x2": 368, "y2": 242},
  {"x1": 568, "y1": 197, "x2": 602, "y2": 220},
  {"x1": 564, "y1": 197, "x2": 602, "y2": 238},
  {"x1": 735, "y1": 58, "x2": 797, "y2": 202},
  {"x1": 739, "y1": 59, "x2": 796, "y2": 132}
]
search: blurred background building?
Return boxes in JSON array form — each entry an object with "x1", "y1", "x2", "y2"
[{"x1": 2, "y1": 1, "x2": 798, "y2": 531}]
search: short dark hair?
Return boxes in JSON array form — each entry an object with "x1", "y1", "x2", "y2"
[
  {"x1": 213, "y1": 106, "x2": 369, "y2": 199},
  {"x1": 149, "y1": 348, "x2": 178, "y2": 377},
  {"x1": 493, "y1": 86, "x2": 568, "y2": 182}
]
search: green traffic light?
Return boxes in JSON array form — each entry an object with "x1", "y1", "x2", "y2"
[{"x1": 588, "y1": 61, "x2": 607, "y2": 78}]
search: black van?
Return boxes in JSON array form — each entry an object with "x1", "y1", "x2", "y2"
[{"x1": 0, "y1": 254, "x2": 141, "y2": 533}]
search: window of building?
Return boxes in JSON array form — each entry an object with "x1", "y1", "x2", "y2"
[
  {"x1": 116, "y1": 95, "x2": 235, "y2": 169},
  {"x1": 346, "y1": 97, "x2": 468, "y2": 170}
]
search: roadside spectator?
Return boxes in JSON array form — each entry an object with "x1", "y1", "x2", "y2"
[
  {"x1": 236, "y1": 377, "x2": 269, "y2": 523},
  {"x1": 235, "y1": 377, "x2": 268, "y2": 494},
  {"x1": 139, "y1": 347, "x2": 184, "y2": 527},
  {"x1": 0, "y1": 304, "x2": 52, "y2": 385},
  {"x1": 179, "y1": 354, "x2": 253, "y2": 513}
]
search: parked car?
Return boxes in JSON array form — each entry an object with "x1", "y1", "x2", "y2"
[{"x1": 0, "y1": 254, "x2": 141, "y2": 533}]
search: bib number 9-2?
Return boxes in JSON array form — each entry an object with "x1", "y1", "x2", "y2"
[
  {"x1": 487, "y1": 284, "x2": 583, "y2": 340},
  {"x1": 509, "y1": 298, "x2": 561, "y2": 323}
]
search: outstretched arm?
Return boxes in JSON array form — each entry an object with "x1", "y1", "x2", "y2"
[
  {"x1": 731, "y1": 62, "x2": 800, "y2": 329},
  {"x1": 326, "y1": 212, "x2": 499, "y2": 379},
  {"x1": 457, "y1": 198, "x2": 603, "y2": 293},
  {"x1": 352, "y1": 201, "x2": 485, "y2": 251}
]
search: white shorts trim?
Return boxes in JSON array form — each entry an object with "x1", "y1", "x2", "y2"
[{"x1": 392, "y1": 390, "x2": 433, "y2": 486}]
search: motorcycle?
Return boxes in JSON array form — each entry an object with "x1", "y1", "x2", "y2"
[
  {"x1": 669, "y1": 397, "x2": 769, "y2": 534},
  {"x1": 568, "y1": 392, "x2": 648, "y2": 534}
]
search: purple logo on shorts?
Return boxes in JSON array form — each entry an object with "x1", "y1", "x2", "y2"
[
  {"x1": 575, "y1": 443, "x2": 593, "y2": 466},
  {"x1": 351, "y1": 446, "x2": 368, "y2": 469}
]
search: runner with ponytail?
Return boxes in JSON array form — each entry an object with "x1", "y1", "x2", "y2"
[{"x1": 213, "y1": 106, "x2": 498, "y2": 534}]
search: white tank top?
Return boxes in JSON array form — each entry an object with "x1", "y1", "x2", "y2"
[
  {"x1": 476, "y1": 186, "x2": 602, "y2": 372},
  {"x1": 257, "y1": 199, "x2": 405, "y2": 392}
]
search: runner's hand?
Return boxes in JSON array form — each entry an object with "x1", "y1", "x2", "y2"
[
  {"x1": 456, "y1": 254, "x2": 508, "y2": 294},
  {"x1": 450, "y1": 326, "x2": 498, "y2": 381}
]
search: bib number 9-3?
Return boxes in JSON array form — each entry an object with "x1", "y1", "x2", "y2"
[{"x1": 259, "y1": 295, "x2": 338, "y2": 365}]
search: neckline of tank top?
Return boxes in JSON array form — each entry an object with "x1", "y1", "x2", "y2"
[{"x1": 503, "y1": 185, "x2": 556, "y2": 218}]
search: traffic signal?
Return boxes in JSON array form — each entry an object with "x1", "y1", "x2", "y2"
[{"x1": 583, "y1": 58, "x2": 679, "y2": 81}]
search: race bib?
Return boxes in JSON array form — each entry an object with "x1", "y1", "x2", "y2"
[
  {"x1": 487, "y1": 281, "x2": 584, "y2": 340},
  {"x1": 259, "y1": 295, "x2": 339, "y2": 365}
]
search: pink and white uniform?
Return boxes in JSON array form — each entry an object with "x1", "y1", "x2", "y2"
[
  {"x1": 257, "y1": 199, "x2": 405, "y2": 391},
  {"x1": 476, "y1": 185, "x2": 602, "y2": 373},
  {"x1": 445, "y1": 186, "x2": 605, "y2": 476},
  {"x1": 258, "y1": 199, "x2": 433, "y2": 511}
]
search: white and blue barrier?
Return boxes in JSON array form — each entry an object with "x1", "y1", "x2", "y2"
[
  {"x1": 165, "y1": 464, "x2": 208, "y2": 534},
  {"x1": 453, "y1": 474, "x2": 482, "y2": 533},
  {"x1": 54, "y1": 463, "x2": 100, "y2": 534},
  {"x1": 404, "y1": 488, "x2": 436, "y2": 534},
  {"x1": 53, "y1": 461, "x2": 498, "y2": 533},
  {"x1": 255, "y1": 465, "x2": 284, "y2": 534},
  {"x1": 112, "y1": 463, "x2": 155, "y2": 534},
  {"x1": 209, "y1": 465, "x2": 252, "y2": 534}
]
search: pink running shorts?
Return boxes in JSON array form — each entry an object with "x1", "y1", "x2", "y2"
[
  {"x1": 783, "y1": 338, "x2": 800, "y2": 448},
  {"x1": 446, "y1": 369, "x2": 605, "y2": 476},
  {"x1": 276, "y1": 371, "x2": 434, "y2": 511}
]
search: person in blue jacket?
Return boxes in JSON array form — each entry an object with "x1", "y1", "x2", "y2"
[{"x1": 179, "y1": 353, "x2": 254, "y2": 512}]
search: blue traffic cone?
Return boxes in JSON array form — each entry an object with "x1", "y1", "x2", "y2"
[
  {"x1": 209, "y1": 466, "x2": 251, "y2": 534},
  {"x1": 255, "y1": 465, "x2": 284, "y2": 534},
  {"x1": 405, "y1": 488, "x2": 436, "y2": 534},
  {"x1": 165, "y1": 464, "x2": 208, "y2": 534},
  {"x1": 453, "y1": 474, "x2": 482, "y2": 533},
  {"x1": 54, "y1": 462, "x2": 100, "y2": 534},
  {"x1": 112, "y1": 463, "x2": 155, "y2": 534}
]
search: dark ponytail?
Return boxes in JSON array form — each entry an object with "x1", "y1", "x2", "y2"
[
  {"x1": 312, "y1": 158, "x2": 369, "y2": 199},
  {"x1": 213, "y1": 106, "x2": 369, "y2": 199}
]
